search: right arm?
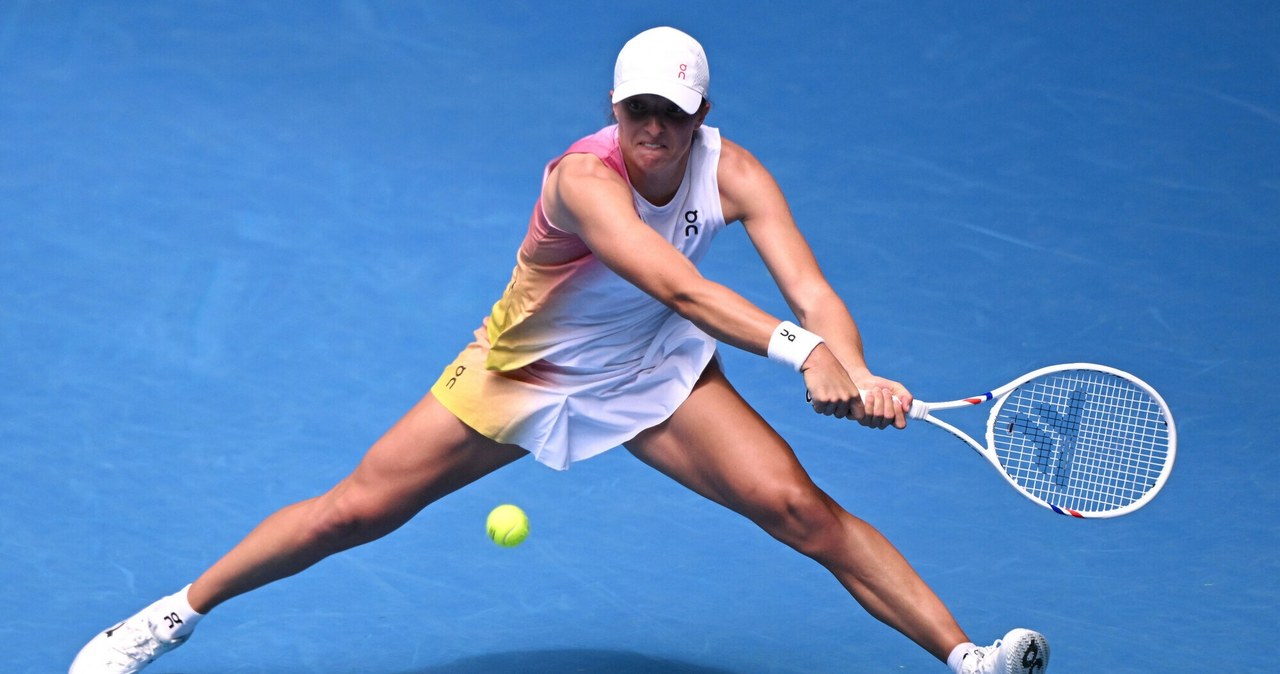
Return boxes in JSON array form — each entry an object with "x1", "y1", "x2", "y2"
[
  {"x1": 542, "y1": 153, "x2": 881, "y2": 425},
  {"x1": 542, "y1": 153, "x2": 781, "y2": 357}
]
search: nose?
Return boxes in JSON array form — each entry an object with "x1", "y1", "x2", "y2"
[{"x1": 640, "y1": 112, "x2": 665, "y2": 134}]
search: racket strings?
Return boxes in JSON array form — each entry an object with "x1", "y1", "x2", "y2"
[{"x1": 993, "y1": 370, "x2": 1172, "y2": 514}]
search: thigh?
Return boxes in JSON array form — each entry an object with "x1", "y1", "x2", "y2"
[
  {"x1": 336, "y1": 392, "x2": 529, "y2": 522},
  {"x1": 624, "y1": 362, "x2": 821, "y2": 516}
]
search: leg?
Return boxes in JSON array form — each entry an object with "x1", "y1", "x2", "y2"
[
  {"x1": 624, "y1": 362, "x2": 967, "y2": 662},
  {"x1": 188, "y1": 392, "x2": 527, "y2": 612}
]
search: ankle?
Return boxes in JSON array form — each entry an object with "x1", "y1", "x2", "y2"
[
  {"x1": 947, "y1": 642, "x2": 977, "y2": 673},
  {"x1": 185, "y1": 579, "x2": 219, "y2": 614},
  {"x1": 150, "y1": 585, "x2": 205, "y2": 640}
]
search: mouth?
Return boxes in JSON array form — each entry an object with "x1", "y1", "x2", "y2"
[{"x1": 637, "y1": 137, "x2": 674, "y2": 155}]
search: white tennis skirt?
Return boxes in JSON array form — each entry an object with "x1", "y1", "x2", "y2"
[{"x1": 431, "y1": 318, "x2": 718, "y2": 470}]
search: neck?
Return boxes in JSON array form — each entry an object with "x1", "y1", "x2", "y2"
[{"x1": 624, "y1": 151, "x2": 690, "y2": 206}]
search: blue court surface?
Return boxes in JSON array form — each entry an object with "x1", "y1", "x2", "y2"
[{"x1": 3, "y1": 2, "x2": 1277, "y2": 673}]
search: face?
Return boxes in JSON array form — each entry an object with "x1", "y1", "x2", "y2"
[{"x1": 612, "y1": 94, "x2": 708, "y2": 176}]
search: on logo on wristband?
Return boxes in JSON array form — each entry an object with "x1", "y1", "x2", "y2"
[{"x1": 767, "y1": 321, "x2": 823, "y2": 372}]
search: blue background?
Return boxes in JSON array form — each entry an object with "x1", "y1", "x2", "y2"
[{"x1": 2, "y1": 1, "x2": 1277, "y2": 672}]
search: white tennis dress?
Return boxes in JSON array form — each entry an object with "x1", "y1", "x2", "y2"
[{"x1": 431, "y1": 124, "x2": 728, "y2": 469}]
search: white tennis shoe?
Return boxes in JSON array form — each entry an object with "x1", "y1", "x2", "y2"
[
  {"x1": 69, "y1": 598, "x2": 191, "y2": 674},
  {"x1": 959, "y1": 628, "x2": 1050, "y2": 674}
]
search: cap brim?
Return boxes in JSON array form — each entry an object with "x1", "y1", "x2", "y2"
[{"x1": 611, "y1": 79, "x2": 703, "y2": 114}]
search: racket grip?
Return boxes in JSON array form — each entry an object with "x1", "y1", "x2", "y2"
[{"x1": 858, "y1": 389, "x2": 923, "y2": 419}]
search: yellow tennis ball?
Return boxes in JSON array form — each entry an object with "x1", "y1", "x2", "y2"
[{"x1": 486, "y1": 504, "x2": 529, "y2": 547}]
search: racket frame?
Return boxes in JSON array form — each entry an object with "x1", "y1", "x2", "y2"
[{"x1": 907, "y1": 363, "x2": 1176, "y2": 518}]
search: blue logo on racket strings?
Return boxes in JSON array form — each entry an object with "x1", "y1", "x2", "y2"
[{"x1": 1005, "y1": 388, "x2": 1088, "y2": 488}]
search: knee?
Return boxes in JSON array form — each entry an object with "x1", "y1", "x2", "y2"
[
  {"x1": 303, "y1": 489, "x2": 404, "y2": 554},
  {"x1": 753, "y1": 485, "x2": 847, "y2": 559}
]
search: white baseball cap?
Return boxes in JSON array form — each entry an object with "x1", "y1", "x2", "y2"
[{"x1": 611, "y1": 27, "x2": 709, "y2": 115}]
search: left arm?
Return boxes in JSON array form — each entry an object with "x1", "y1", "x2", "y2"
[{"x1": 718, "y1": 139, "x2": 912, "y2": 427}]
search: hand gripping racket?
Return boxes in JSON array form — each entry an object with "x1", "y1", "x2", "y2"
[{"x1": 899, "y1": 363, "x2": 1176, "y2": 518}]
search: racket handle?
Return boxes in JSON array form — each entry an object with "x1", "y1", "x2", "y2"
[{"x1": 858, "y1": 389, "x2": 925, "y2": 420}]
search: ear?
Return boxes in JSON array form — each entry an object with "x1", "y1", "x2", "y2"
[
  {"x1": 694, "y1": 99, "x2": 711, "y2": 128},
  {"x1": 607, "y1": 91, "x2": 622, "y2": 123}
]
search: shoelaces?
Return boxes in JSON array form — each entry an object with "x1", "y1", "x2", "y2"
[{"x1": 102, "y1": 618, "x2": 182, "y2": 668}]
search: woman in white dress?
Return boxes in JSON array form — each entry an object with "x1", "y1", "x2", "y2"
[{"x1": 70, "y1": 26, "x2": 1048, "y2": 674}]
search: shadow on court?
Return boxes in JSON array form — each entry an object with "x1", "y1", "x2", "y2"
[{"x1": 397, "y1": 649, "x2": 739, "y2": 674}]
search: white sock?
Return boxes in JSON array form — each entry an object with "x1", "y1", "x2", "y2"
[
  {"x1": 947, "y1": 642, "x2": 977, "y2": 673},
  {"x1": 149, "y1": 584, "x2": 205, "y2": 640}
]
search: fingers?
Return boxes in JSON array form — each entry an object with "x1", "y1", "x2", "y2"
[
  {"x1": 855, "y1": 387, "x2": 906, "y2": 430},
  {"x1": 804, "y1": 369, "x2": 911, "y2": 429},
  {"x1": 807, "y1": 385, "x2": 889, "y2": 425},
  {"x1": 808, "y1": 389, "x2": 855, "y2": 419},
  {"x1": 858, "y1": 387, "x2": 889, "y2": 429}
]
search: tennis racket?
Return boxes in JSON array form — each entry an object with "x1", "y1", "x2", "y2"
[{"x1": 892, "y1": 363, "x2": 1175, "y2": 518}]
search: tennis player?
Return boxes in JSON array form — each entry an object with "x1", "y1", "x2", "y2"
[{"x1": 70, "y1": 27, "x2": 1048, "y2": 674}]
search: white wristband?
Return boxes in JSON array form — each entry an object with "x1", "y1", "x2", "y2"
[{"x1": 767, "y1": 321, "x2": 824, "y2": 372}]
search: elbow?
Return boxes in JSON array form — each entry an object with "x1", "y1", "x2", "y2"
[
  {"x1": 663, "y1": 282, "x2": 717, "y2": 323},
  {"x1": 789, "y1": 284, "x2": 844, "y2": 324},
  {"x1": 666, "y1": 288, "x2": 701, "y2": 320}
]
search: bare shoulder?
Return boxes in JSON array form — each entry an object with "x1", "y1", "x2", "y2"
[
  {"x1": 717, "y1": 137, "x2": 787, "y2": 224},
  {"x1": 547, "y1": 152, "x2": 623, "y2": 192},
  {"x1": 717, "y1": 137, "x2": 767, "y2": 182},
  {"x1": 543, "y1": 152, "x2": 631, "y2": 233}
]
